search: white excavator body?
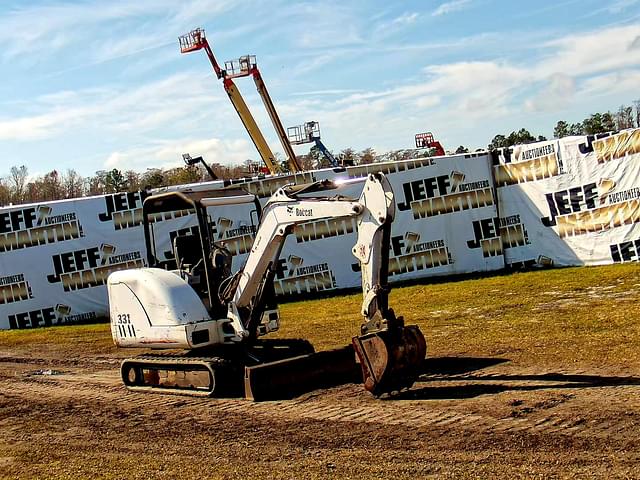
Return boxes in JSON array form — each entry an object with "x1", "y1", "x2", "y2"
[
  {"x1": 109, "y1": 268, "x2": 280, "y2": 349},
  {"x1": 109, "y1": 268, "x2": 222, "y2": 349}
]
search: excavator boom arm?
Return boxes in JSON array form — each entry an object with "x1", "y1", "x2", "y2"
[
  {"x1": 226, "y1": 173, "x2": 425, "y2": 396},
  {"x1": 226, "y1": 181, "x2": 363, "y2": 338}
]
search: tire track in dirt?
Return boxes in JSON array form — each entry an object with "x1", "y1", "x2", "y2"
[{"x1": 2, "y1": 369, "x2": 639, "y2": 441}]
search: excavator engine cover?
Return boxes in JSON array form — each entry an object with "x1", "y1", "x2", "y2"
[{"x1": 352, "y1": 325, "x2": 426, "y2": 396}]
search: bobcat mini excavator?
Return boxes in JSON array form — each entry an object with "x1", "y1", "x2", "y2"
[{"x1": 107, "y1": 173, "x2": 426, "y2": 400}]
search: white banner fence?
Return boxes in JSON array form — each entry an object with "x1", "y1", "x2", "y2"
[{"x1": 1, "y1": 128, "x2": 639, "y2": 329}]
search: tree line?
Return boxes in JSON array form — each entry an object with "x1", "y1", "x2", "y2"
[
  {"x1": 0, "y1": 147, "x2": 382, "y2": 206},
  {"x1": 2, "y1": 100, "x2": 639, "y2": 207},
  {"x1": 487, "y1": 100, "x2": 640, "y2": 151}
]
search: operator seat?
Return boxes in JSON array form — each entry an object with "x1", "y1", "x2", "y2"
[
  {"x1": 208, "y1": 244, "x2": 233, "y2": 318},
  {"x1": 173, "y1": 234, "x2": 205, "y2": 278}
]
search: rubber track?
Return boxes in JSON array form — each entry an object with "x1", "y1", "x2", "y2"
[{"x1": 121, "y1": 353, "x2": 238, "y2": 396}]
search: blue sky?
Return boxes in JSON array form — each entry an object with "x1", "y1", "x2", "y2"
[{"x1": 1, "y1": 0, "x2": 639, "y2": 177}]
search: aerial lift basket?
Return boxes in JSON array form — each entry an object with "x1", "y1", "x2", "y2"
[{"x1": 179, "y1": 28, "x2": 206, "y2": 53}]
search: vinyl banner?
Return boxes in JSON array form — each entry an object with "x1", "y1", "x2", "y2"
[
  {"x1": 496, "y1": 128, "x2": 640, "y2": 267},
  {"x1": 158, "y1": 154, "x2": 503, "y2": 297},
  {"x1": 1, "y1": 153, "x2": 502, "y2": 329},
  {"x1": 0, "y1": 194, "x2": 145, "y2": 329},
  {"x1": 318, "y1": 154, "x2": 503, "y2": 289}
]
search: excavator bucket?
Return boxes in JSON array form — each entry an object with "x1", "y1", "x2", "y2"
[{"x1": 352, "y1": 325, "x2": 426, "y2": 396}]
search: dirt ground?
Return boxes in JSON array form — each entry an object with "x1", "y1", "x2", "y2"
[
  {"x1": 1, "y1": 342, "x2": 639, "y2": 479},
  {"x1": 2, "y1": 265, "x2": 640, "y2": 479}
]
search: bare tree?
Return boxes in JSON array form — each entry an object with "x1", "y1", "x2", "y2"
[
  {"x1": 164, "y1": 165, "x2": 203, "y2": 186},
  {"x1": 0, "y1": 178, "x2": 11, "y2": 206},
  {"x1": 24, "y1": 180, "x2": 43, "y2": 204},
  {"x1": 40, "y1": 170, "x2": 64, "y2": 201},
  {"x1": 87, "y1": 170, "x2": 108, "y2": 196},
  {"x1": 140, "y1": 168, "x2": 165, "y2": 189},
  {"x1": 615, "y1": 105, "x2": 634, "y2": 130},
  {"x1": 62, "y1": 169, "x2": 85, "y2": 199},
  {"x1": 9, "y1": 165, "x2": 28, "y2": 204},
  {"x1": 125, "y1": 170, "x2": 141, "y2": 192}
]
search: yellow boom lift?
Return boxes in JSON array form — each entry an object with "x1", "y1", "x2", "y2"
[{"x1": 179, "y1": 28, "x2": 302, "y2": 175}]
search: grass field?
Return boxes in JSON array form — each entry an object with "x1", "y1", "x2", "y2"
[{"x1": 3, "y1": 263, "x2": 640, "y2": 369}]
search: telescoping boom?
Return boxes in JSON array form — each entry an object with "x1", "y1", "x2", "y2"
[{"x1": 179, "y1": 28, "x2": 302, "y2": 174}]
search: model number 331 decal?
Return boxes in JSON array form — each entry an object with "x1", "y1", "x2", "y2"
[{"x1": 116, "y1": 313, "x2": 135, "y2": 338}]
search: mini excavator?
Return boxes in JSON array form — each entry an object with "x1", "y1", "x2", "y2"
[{"x1": 107, "y1": 173, "x2": 426, "y2": 400}]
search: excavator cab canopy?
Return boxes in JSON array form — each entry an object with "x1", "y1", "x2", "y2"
[
  {"x1": 142, "y1": 188, "x2": 254, "y2": 216},
  {"x1": 142, "y1": 187, "x2": 260, "y2": 312}
]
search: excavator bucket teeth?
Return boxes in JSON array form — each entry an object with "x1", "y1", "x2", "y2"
[
  {"x1": 244, "y1": 346, "x2": 360, "y2": 401},
  {"x1": 352, "y1": 325, "x2": 426, "y2": 396}
]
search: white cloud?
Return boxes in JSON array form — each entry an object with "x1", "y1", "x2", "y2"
[
  {"x1": 105, "y1": 137, "x2": 253, "y2": 170},
  {"x1": 541, "y1": 24, "x2": 640, "y2": 77},
  {"x1": 289, "y1": 53, "x2": 343, "y2": 76},
  {"x1": 432, "y1": 0, "x2": 472, "y2": 17},
  {"x1": 0, "y1": 71, "x2": 223, "y2": 141},
  {"x1": 275, "y1": 3, "x2": 364, "y2": 50},
  {"x1": 291, "y1": 89, "x2": 363, "y2": 97},
  {"x1": 578, "y1": 69, "x2": 640, "y2": 97},
  {"x1": 524, "y1": 73, "x2": 576, "y2": 112},
  {"x1": 0, "y1": 0, "x2": 237, "y2": 60},
  {"x1": 270, "y1": 23, "x2": 640, "y2": 151},
  {"x1": 0, "y1": 109, "x2": 82, "y2": 141},
  {"x1": 370, "y1": 11, "x2": 420, "y2": 39},
  {"x1": 93, "y1": 36, "x2": 174, "y2": 65},
  {"x1": 393, "y1": 12, "x2": 419, "y2": 25}
]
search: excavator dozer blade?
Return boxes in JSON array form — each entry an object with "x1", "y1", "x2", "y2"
[
  {"x1": 352, "y1": 325, "x2": 426, "y2": 396},
  {"x1": 244, "y1": 346, "x2": 360, "y2": 401}
]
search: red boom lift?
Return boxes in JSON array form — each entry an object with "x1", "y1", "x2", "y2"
[{"x1": 415, "y1": 132, "x2": 445, "y2": 156}]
